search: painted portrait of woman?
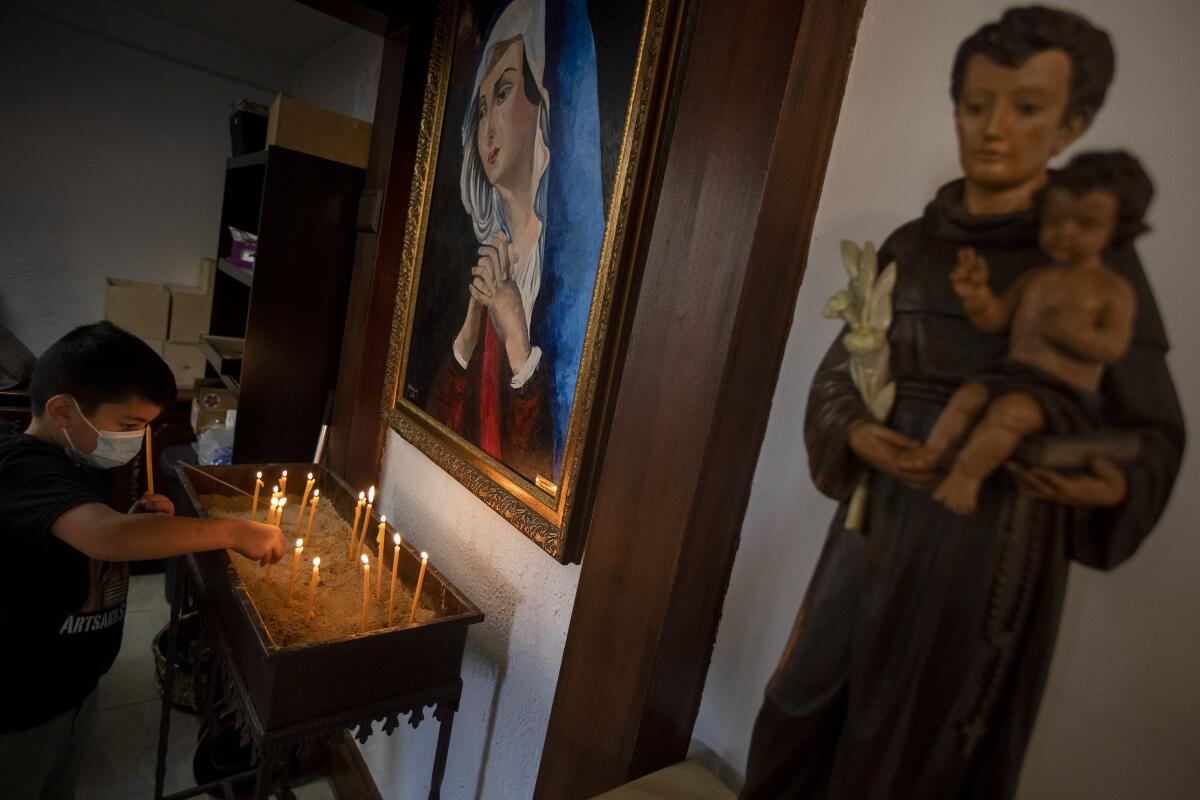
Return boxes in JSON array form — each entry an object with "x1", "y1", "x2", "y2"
[{"x1": 408, "y1": 0, "x2": 613, "y2": 488}]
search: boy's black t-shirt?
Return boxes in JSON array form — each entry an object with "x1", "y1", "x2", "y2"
[{"x1": 0, "y1": 433, "x2": 129, "y2": 732}]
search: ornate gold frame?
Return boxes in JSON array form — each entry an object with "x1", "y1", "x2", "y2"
[{"x1": 383, "y1": 0, "x2": 682, "y2": 562}]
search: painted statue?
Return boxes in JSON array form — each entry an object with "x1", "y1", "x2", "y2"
[
  {"x1": 904, "y1": 150, "x2": 1152, "y2": 514},
  {"x1": 741, "y1": 8, "x2": 1184, "y2": 800}
]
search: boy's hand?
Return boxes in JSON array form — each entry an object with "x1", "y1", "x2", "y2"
[
  {"x1": 130, "y1": 492, "x2": 174, "y2": 515},
  {"x1": 231, "y1": 520, "x2": 287, "y2": 566}
]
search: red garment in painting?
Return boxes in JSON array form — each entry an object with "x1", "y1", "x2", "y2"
[{"x1": 428, "y1": 316, "x2": 553, "y2": 483}]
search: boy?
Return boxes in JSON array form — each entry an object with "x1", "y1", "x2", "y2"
[
  {"x1": 0, "y1": 322, "x2": 284, "y2": 799},
  {"x1": 904, "y1": 150, "x2": 1151, "y2": 513}
]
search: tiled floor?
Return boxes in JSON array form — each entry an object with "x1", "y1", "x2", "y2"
[{"x1": 76, "y1": 573, "x2": 336, "y2": 800}]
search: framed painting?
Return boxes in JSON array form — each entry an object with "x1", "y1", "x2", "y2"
[{"x1": 383, "y1": 0, "x2": 682, "y2": 561}]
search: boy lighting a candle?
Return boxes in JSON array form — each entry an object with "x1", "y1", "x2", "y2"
[{"x1": 0, "y1": 322, "x2": 287, "y2": 799}]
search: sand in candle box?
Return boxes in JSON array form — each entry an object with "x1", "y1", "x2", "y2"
[{"x1": 202, "y1": 495, "x2": 440, "y2": 648}]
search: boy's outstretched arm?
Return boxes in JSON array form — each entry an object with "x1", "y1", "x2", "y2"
[{"x1": 52, "y1": 503, "x2": 286, "y2": 565}]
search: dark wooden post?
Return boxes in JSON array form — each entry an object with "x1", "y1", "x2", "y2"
[
  {"x1": 326, "y1": 9, "x2": 432, "y2": 488},
  {"x1": 534, "y1": 0, "x2": 866, "y2": 795}
]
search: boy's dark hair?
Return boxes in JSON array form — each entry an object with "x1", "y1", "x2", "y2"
[
  {"x1": 1047, "y1": 150, "x2": 1154, "y2": 246},
  {"x1": 951, "y1": 6, "x2": 1115, "y2": 125},
  {"x1": 30, "y1": 322, "x2": 177, "y2": 417}
]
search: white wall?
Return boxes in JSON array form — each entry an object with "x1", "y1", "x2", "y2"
[
  {"x1": 294, "y1": 30, "x2": 384, "y2": 123},
  {"x1": 0, "y1": 0, "x2": 379, "y2": 358},
  {"x1": 692, "y1": 2, "x2": 1200, "y2": 798},
  {"x1": 0, "y1": 0, "x2": 294, "y2": 356},
  {"x1": 360, "y1": 434, "x2": 581, "y2": 799}
]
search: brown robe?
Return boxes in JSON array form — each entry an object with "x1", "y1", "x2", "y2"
[{"x1": 740, "y1": 181, "x2": 1185, "y2": 799}]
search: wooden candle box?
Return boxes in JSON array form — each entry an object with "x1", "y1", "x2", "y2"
[{"x1": 177, "y1": 462, "x2": 484, "y2": 730}]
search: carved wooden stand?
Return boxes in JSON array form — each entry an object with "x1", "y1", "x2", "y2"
[{"x1": 153, "y1": 554, "x2": 461, "y2": 800}]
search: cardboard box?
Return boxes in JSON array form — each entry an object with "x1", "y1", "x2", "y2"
[
  {"x1": 266, "y1": 95, "x2": 372, "y2": 169},
  {"x1": 105, "y1": 279, "x2": 169, "y2": 341},
  {"x1": 198, "y1": 258, "x2": 217, "y2": 293},
  {"x1": 166, "y1": 257, "x2": 215, "y2": 343},
  {"x1": 167, "y1": 285, "x2": 212, "y2": 343},
  {"x1": 163, "y1": 342, "x2": 207, "y2": 388},
  {"x1": 191, "y1": 380, "x2": 237, "y2": 432}
]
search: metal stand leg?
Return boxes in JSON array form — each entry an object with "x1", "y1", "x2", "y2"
[
  {"x1": 155, "y1": 560, "x2": 184, "y2": 800},
  {"x1": 253, "y1": 754, "x2": 272, "y2": 800},
  {"x1": 429, "y1": 706, "x2": 456, "y2": 800}
]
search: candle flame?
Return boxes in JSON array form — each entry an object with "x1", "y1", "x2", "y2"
[
  {"x1": 420, "y1": 551, "x2": 428, "y2": 560},
  {"x1": 272, "y1": 485, "x2": 279, "y2": 494},
  {"x1": 368, "y1": 485, "x2": 376, "y2": 502},
  {"x1": 307, "y1": 472, "x2": 313, "y2": 480},
  {"x1": 393, "y1": 533, "x2": 400, "y2": 545},
  {"x1": 279, "y1": 498, "x2": 287, "y2": 507},
  {"x1": 282, "y1": 470, "x2": 288, "y2": 477},
  {"x1": 358, "y1": 491, "x2": 365, "y2": 501},
  {"x1": 361, "y1": 554, "x2": 369, "y2": 565},
  {"x1": 256, "y1": 471, "x2": 262, "y2": 478},
  {"x1": 296, "y1": 539, "x2": 303, "y2": 548},
  {"x1": 270, "y1": 497, "x2": 278, "y2": 507},
  {"x1": 312, "y1": 489, "x2": 319, "y2": 498},
  {"x1": 313, "y1": 557, "x2": 320, "y2": 567},
  {"x1": 380, "y1": 515, "x2": 386, "y2": 524}
]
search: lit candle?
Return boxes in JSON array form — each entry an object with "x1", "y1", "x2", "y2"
[
  {"x1": 360, "y1": 554, "x2": 370, "y2": 632},
  {"x1": 279, "y1": 470, "x2": 288, "y2": 495},
  {"x1": 349, "y1": 492, "x2": 365, "y2": 560},
  {"x1": 300, "y1": 472, "x2": 315, "y2": 508},
  {"x1": 267, "y1": 497, "x2": 278, "y2": 526},
  {"x1": 387, "y1": 532, "x2": 401, "y2": 627},
  {"x1": 358, "y1": 485, "x2": 376, "y2": 557},
  {"x1": 305, "y1": 557, "x2": 320, "y2": 619},
  {"x1": 375, "y1": 516, "x2": 387, "y2": 600},
  {"x1": 266, "y1": 498, "x2": 285, "y2": 579},
  {"x1": 144, "y1": 427, "x2": 154, "y2": 495},
  {"x1": 270, "y1": 485, "x2": 280, "y2": 517},
  {"x1": 305, "y1": 490, "x2": 320, "y2": 539},
  {"x1": 408, "y1": 551, "x2": 428, "y2": 625},
  {"x1": 251, "y1": 472, "x2": 264, "y2": 520},
  {"x1": 287, "y1": 539, "x2": 303, "y2": 604}
]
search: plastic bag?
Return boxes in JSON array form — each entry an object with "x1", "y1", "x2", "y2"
[{"x1": 196, "y1": 425, "x2": 235, "y2": 466}]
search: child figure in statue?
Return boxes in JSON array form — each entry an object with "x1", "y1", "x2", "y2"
[{"x1": 902, "y1": 150, "x2": 1153, "y2": 513}]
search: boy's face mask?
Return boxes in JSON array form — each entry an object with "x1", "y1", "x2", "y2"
[{"x1": 63, "y1": 398, "x2": 145, "y2": 469}]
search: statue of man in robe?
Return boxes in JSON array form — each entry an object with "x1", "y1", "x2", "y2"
[{"x1": 739, "y1": 7, "x2": 1185, "y2": 799}]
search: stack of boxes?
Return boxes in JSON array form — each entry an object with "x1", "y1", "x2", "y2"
[{"x1": 103, "y1": 257, "x2": 216, "y2": 391}]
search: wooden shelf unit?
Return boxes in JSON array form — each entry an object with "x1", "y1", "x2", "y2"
[{"x1": 206, "y1": 145, "x2": 363, "y2": 463}]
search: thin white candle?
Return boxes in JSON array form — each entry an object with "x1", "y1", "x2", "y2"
[
  {"x1": 349, "y1": 491, "x2": 365, "y2": 560},
  {"x1": 251, "y1": 472, "x2": 264, "y2": 520},
  {"x1": 287, "y1": 539, "x2": 303, "y2": 604},
  {"x1": 360, "y1": 554, "x2": 370, "y2": 632},
  {"x1": 408, "y1": 552, "x2": 429, "y2": 625},
  {"x1": 387, "y1": 532, "x2": 401, "y2": 627}
]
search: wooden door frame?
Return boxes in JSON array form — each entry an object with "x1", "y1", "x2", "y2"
[{"x1": 321, "y1": 0, "x2": 867, "y2": 794}]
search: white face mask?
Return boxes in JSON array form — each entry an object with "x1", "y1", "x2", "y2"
[{"x1": 63, "y1": 399, "x2": 145, "y2": 469}]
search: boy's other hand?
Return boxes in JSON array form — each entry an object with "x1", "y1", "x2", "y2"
[
  {"x1": 130, "y1": 492, "x2": 174, "y2": 515},
  {"x1": 231, "y1": 521, "x2": 287, "y2": 566}
]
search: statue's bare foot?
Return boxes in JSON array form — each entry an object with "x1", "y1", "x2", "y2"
[
  {"x1": 897, "y1": 446, "x2": 943, "y2": 471},
  {"x1": 933, "y1": 472, "x2": 981, "y2": 514}
]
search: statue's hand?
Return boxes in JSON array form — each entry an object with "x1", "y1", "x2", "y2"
[
  {"x1": 950, "y1": 247, "x2": 990, "y2": 303},
  {"x1": 1006, "y1": 457, "x2": 1128, "y2": 507},
  {"x1": 848, "y1": 422, "x2": 939, "y2": 490}
]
